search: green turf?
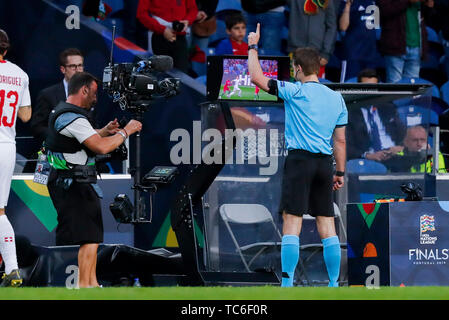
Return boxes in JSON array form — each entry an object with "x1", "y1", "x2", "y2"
[
  {"x1": 219, "y1": 85, "x2": 277, "y2": 101},
  {"x1": 1, "y1": 286, "x2": 449, "y2": 300}
]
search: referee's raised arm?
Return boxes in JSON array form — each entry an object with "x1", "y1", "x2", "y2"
[{"x1": 247, "y1": 23, "x2": 271, "y2": 92}]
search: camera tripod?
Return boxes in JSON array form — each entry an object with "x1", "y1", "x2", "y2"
[{"x1": 129, "y1": 103, "x2": 153, "y2": 223}]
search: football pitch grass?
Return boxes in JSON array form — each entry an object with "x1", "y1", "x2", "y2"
[
  {"x1": 0, "y1": 286, "x2": 449, "y2": 300},
  {"x1": 219, "y1": 85, "x2": 277, "y2": 101}
]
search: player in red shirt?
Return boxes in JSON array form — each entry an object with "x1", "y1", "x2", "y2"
[
  {"x1": 221, "y1": 79, "x2": 231, "y2": 98},
  {"x1": 254, "y1": 85, "x2": 260, "y2": 100}
]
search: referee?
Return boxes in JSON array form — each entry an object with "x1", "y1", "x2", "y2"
[{"x1": 248, "y1": 24, "x2": 347, "y2": 287}]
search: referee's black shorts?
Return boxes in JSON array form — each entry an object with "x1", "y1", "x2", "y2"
[
  {"x1": 48, "y1": 177, "x2": 103, "y2": 246},
  {"x1": 279, "y1": 149, "x2": 335, "y2": 217}
]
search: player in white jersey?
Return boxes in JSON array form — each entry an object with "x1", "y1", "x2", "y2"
[
  {"x1": 0, "y1": 29, "x2": 32, "y2": 287},
  {"x1": 229, "y1": 76, "x2": 242, "y2": 97}
]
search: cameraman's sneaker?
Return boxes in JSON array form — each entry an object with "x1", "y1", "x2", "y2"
[{"x1": 0, "y1": 269, "x2": 22, "y2": 287}]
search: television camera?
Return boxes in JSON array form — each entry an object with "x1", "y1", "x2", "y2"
[
  {"x1": 102, "y1": 27, "x2": 181, "y2": 223},
  {"x1": 102, "y1": 55, "x2": 180, "y2": 112}
]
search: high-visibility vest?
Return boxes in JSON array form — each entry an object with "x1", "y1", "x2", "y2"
[{"x1": 396, "y1": 151, "x2": 446, "y2": 173}]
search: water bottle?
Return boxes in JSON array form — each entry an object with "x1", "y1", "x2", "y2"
[{"x1": 133, "y1": 278, "x2": 141, "y2": 287}]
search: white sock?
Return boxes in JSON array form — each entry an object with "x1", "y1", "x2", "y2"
[{"x1": 0, "y1": 215, "x2": 18, "y2": 274}]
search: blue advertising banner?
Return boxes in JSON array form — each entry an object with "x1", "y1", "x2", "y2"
[
  {"x1": 390, "y1": 201, "x2": 449, "y2": 286},
  {"x1": 8, "y1": 175, "x2": 134, "y2": 247},
  {"x1": 348, "y1": 201, "x2": 449, "y2": 286}
]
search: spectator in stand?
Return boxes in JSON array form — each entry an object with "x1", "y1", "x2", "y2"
[
  {"x1": 378, "y1": 0, "x2": 435, "y2": 83},
  {"x1": 241, "y1": 0, "x2": 286, "y2": 55},
  {"x1": 338, "y1": 0, "x2": 379, "y2": 81},
  {"x1": 136, "y1": 0, "x2": 198, "y2": 73},
  {"x1": 192, "y1": 0, "x2": 219, "y2": 46},
  {"x1": 188, "y1": 0, "x2": 219, "y2": 76},
  {"x1": 386, "y1": 125, "x2": 446, "y2": 173},
  {"x1": 346, "y1": 69, "x2": 406, "y2": 161},
  {"x1": 215, "y1": 13, "x2": 249, "y2": 56},
  {"x1": 285, "y1": 0, "x2": 337, "y2": 78},
  {"x1": 31, "y1": 48, "x2": 85, "y2": 146}
]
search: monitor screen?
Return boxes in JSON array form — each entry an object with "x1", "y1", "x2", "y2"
[
  {"x1": 207, "y1": 55, "x2": 290, "y2": 102},
  {"x1": 218, "y1": 58, "x2": 278, "y2": 101}
]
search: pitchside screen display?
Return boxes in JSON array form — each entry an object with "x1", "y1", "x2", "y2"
[{"x1": 207, "y1": 55, "x2": 290, "y2": 102}]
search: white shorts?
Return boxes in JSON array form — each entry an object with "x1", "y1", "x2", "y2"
[{"x1": 0, "y1": 143, "x2": 16, "y2": 208}]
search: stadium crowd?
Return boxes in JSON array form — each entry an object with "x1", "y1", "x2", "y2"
[
  {"x1": 130, "y1": 0, "x2": 449, "y2": 89},
  {"x1": 1, "y1": 0, "x2": 449, "y2": 289}
]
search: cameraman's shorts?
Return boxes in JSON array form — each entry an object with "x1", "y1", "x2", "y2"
[
  {"x1": 48, "y1": 177, "x2": 103, "y2": 246},
  {"x1": 279, "y1": 149, "x2": 334, "y2": 217}
]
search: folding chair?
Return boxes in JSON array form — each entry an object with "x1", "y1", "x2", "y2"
[{"x1": 219, "y1": 203, "x2": 311, "y2": 285}]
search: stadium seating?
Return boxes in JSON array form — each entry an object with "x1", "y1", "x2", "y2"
[
  {"x1": 344, "y1": 77, "x2": 358, "y2": 83},
  {"x1": 208, "y1": 17, "x2": 228, "y2": 47},
  {"x1": 346, "y1": 159, "x2": 388, "y2": 174},
  {"x1": 426, "y1": 26, "x2": 440, "y2": 44},
  {"x1": 376, "y1": 28, "x2": 382, "y2": 40},
  {"x1": 398, "y1": 77, "x2": 441, "y2": 98},
  {"x1": 442, "y1": 81, "x2": 449, "y2": 105},
  {"x1": 215, "y1": 0, "x2": 242, "y2": 12},
  {"x1": 421, "y1": 28, "x2": 446, "y2": 87},
  {"x1": 319, "y1": 78, "x2": 332, "y2": 83},
  {"x1": 195, "y1": 75, "x2": 207, "y2": 86},
  {"x1": 397, "y1": 105, "x2": 439, "y2": 126}
]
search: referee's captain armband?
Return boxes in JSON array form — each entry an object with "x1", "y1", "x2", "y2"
[{"x1": 268, "y1": 79, "x2": 278, "y2": 96}]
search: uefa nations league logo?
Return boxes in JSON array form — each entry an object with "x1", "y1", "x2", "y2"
[{"x1": 420, "y1": 215, "x2": 437, "y2": 245}]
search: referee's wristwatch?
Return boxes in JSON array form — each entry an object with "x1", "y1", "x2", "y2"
[
  {"x1": 248, "y1": 44, "x2": 258, "y2": 52},
  {"x1": 335, "y1": 171, "x2": 345, "y2": 177}
]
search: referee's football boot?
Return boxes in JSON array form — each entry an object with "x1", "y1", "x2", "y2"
[{"x1": 0, "y1": 269, "x2": 23, "y2": 287}]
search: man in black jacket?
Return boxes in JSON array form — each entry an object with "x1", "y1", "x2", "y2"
[
  {"x1": 30, "y1": 48, "x2": 85, "y2": 145},
  {"x1": 346, "y1": 69, "x2": 406, "y2": 161}
]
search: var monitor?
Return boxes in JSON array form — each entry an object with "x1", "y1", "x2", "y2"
[{"x1": 207, "y1": 55, "x2": 291, "y2": 102}]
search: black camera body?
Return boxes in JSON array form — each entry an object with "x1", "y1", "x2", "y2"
[
  {"x1": 172, "y1": 20, "x2": 184, "y2": 32},
  {"x1": 95, "y1": 142, "x2": 128, "y2": 164},
  {"x1": 103, "y1": 56, "x2": 180, "y2": 111},
  {"x1": 401, "y1": 182, "x2": 423, "y2": 201},
  {"x1": 110, "y1": 194, "x2": 134, "y2": 223}
]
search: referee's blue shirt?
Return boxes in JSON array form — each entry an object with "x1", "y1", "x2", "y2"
[{"x1": 276, "y1": 80, "x2": 348, "y2": 155}]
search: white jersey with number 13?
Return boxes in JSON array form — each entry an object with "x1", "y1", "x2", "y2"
[{"x1": 0, "y1": 60, "x2": 31, "y2": 144}]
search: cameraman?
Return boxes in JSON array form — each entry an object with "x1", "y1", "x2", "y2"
[
  {"x1": 45, "y1": 72, "x2": 142, "y2": 288},
  {"x1": 136, "y1": 0, "x2": 198, "y2": 73}
]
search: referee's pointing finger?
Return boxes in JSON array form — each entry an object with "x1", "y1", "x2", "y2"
[{"x1": 256, "y1": 23, "x2": 260, "y2": 35}]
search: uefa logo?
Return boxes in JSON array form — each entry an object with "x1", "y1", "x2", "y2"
[{"x1": 420, "y1": 215, "x2": 437, "y2": 245}]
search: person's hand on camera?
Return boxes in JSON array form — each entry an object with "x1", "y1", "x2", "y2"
[
  {"x1": 248, "y1": 23, "x2": 261, "y2": 46},
  {"x1": 163, "y1": 27, "x2": 177, "y2": 42},
  {"x1": 124, "y1": 119, "x2": 143, "y2": 136},
  {"x1": 105, "y1": 118, "x2": 120, "y2": 135}
]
